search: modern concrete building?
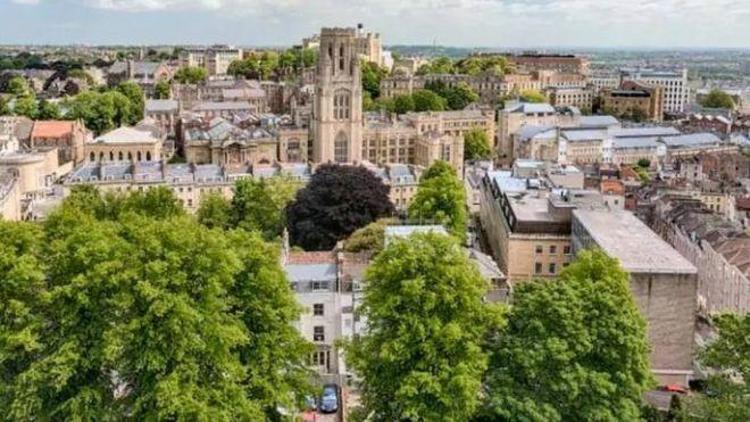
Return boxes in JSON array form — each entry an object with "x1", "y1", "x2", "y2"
[
  {"x1": 571, "y1": 209, "x2": 698, "y2": 385},
  {"x1": 621, "y1": 68, "x2": 689, "y2": 114}
]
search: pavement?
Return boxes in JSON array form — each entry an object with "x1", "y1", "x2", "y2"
[{"x1": 300, "y1": 411, "x2": 338, "y2": 422}]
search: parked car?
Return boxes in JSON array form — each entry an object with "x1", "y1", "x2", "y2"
[{"x1": 319, "y1": 384, "x2": 339, "y2": 414}]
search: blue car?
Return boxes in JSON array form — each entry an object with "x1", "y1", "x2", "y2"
[{"x1": 319, "y1": 384, "x2": 339, "y2": 414}]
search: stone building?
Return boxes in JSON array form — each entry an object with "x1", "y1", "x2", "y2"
[
  {"x1": 144, "y1": 99, "x2": 180, "y2": 138},
  {"x1": 571, "y1": 209, "x2": 698, "y2": 385},
  {"x1": 106, "y1": 60, "x2": 171, "y2": 95},
  {"x1": 0, "y1": 171, "x2": 21, "y2": 221},
  {"x1": 85, "y1": 126, "x2": 163, "y2": 163},
  {"x1": 546, "y1": 86, "x2": 594, "y2": 111},
  {"x1": 509, "y1": 53, "x2": 589, "y2": 74},
  {"x1": 178, "y1": 46, "x2": 243, "y2": 76},
  {"x1": 312, "y1": 27, "x2": 479, "y2": 173},
  {"x1": 30, "y1": 120, "x2": 90, "y2": 165},
  {"x1": 184, "y1": 118, "x2": 278, "y2": 166},
  {"x1": 600, "y1": 80, "x2": 664, "y2": 122},
  {"x1": 312, "y1": 27, "x2": 365, "y2": 164},
  {"x1": 653, "y1": 197, "x2": 750, "y2": 316},
  {"x1": 479, "y1": 171, "x2": 591, "y2": 282},
  {"x1": 620, "y1": 68, "x2": 689, "y2": 114}
]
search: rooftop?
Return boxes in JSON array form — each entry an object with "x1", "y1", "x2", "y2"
[
  {"x1": 31, "y1": 120, "x2": 75, "y2": 139},
  {"x1": 573, "y1": 209, "x2": 697, "y2": 275},
  {"x1": 93, "y1": 127, "x2": 159, "y2": 144}
]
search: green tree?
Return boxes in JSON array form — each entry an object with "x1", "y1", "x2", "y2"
[
  {"x1": 0, "y1": 186, "x2": 311, "y2": 420},
  {"x1": 426, "y1": 80, "x2": 479, "y2": 110},
  {"x1": 412, "y1": 89, "x2": 446, "y2": 112},
  {"x1": 12, "y1": 95, "x2": 38, "y2": 119},
  {"x1": 116, "y1": 81, "x2": 145, "y2": 123},
  {"x1": 173, "y1": 66, "x2": 208, "y2": 84},
  {"x1": 409, "y1": 161, "x2": 467, "y2": 239},
  {"x1": 230, "y1": 176, "x2": 299, "y2": 240},
  {"x1": 197, "y1": 192, "x2": 231, "y2": 230},
  {"x1": 416, "y1": 56, "x2": 455, "y2": 75},
  {"x1": 6, "y1": 76, "x2": 30, "y2": 96},
  {"x1": 154, "y1": 79, "x2": 171, "y2": 99},
  {"x1": 520, "y1": 89, "x2": 547, "y2": 103},
  {"x1": 37, "y1": 98, "x2": 61, "y2": 120},
  {"x1": 345, "y1": 232, "x2": 502, "y2": 421},
  {"x1": 66, "y1": 90, "x2": 134, "y2": 134},
  {"x1": 343, "y1": 217, "x2": 399, "y2": 254},
  {"x1": 464, "y1": 128, "x2": 492, "y2": 160},
  {"x1": 481, "y1": 250, "x2": 653, "y2": 422},
  {"x1": 392, "y1": 94, "x2": 416, "y2": 114},
  {"x1": 0, "y1": 97, "x2": 10, "y2": 116},
  {"x1": 361, "y1": 61, "x2": 388, "y2": 99},
  {"x1": 679, "y1": 313, "x2": 750, "y2": 421},
  {"x1": 700, "y1": 89, "x2": 735, "y2": 109}
]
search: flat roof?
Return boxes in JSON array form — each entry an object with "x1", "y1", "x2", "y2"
[{"x1": 573, "y1": 209, "x2": 697, "y2": 275}]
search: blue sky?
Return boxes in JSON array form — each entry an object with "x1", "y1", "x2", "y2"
[{"x1": 2, "y1": 0, "x2": 750, "y2": 48}]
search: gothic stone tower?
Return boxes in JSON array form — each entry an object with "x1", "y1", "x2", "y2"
[{"x1": 312, "y1": 28, "x2": 363, "y2": 164}]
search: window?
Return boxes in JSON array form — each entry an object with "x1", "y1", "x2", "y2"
[
  {"x1": 333, "y1": 91, "x2": 351, "y2": 120},
  {"x1": 334, "y1": 131, "x2": 348, "y2": 163},
  {"x1": 312, "y1": 350, "x2": 327, "y2": 366},
  {"x1": 313, "y1": 303, "x2": 324, "y2": 316},
  {"x1": 549, "y1": 263, "x2": 557, "y2": 274},
  {"x1": 549, "y1": 245, "x2": 557, "y2": 254},
  {"x1": 535, "y1": 245, "x2": 543, "y2": 254},
  {"x1": 312, "y1": 280, "x2": 329, "y2": 291},
  {"x1": 535, "y1": 262, "x2": 543, "y2": 274},
  {"x1": 313, "y1": 326, "x2": 325, "y2": 342}
]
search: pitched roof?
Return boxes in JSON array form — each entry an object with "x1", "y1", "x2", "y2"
[
  {"x1": 94, "y1": 127, "x2": 159, "y2": 144},
  {"x1": 31, "y1": 120, "x2": 75, "y2": 138}
]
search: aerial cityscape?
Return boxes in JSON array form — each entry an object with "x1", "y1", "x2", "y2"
[{"x1": 1, "y1": 1, "x2": 750, "y2": 421}]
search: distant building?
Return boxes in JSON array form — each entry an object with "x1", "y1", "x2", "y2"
[
  {"x1": 85, "y1": 126, "x2": 163, "y2": 163},
  {"x1": 509, "y1": 53, "x2": 589, "y2": 74},
  {"x1": 30, "y1": 120, "x2": 90, "y2": 165},
  {"x1": 106, "y1": 60, "x2": 171, "y2": 95},
  {"x1": 620, "y1": 68, "x2": 689, "y2": 114},
  {"x1": 600, "y1": 80, "x2": 665, "y2": 122},
  {"x1": 547, "y1": 86, "x2": 594, "y2": 111},
  {"x1": 144, "y1": 99, "x2": 180, "y2": 137},
  {"x1": 179, "y1": 46, "x2": 243, "y2": 76}
]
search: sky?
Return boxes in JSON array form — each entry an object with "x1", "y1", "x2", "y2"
[{"x1": 2, "y1": 0, "x2": 750, "y2": 48}]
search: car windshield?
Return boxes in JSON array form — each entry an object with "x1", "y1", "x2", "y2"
[{"x1": 322, "y1": 387, "x2": 336, "y2": 398}]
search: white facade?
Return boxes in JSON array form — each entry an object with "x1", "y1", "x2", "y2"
[{"x1": 621, "y1": 68, "x2": 689, "y2": 113}]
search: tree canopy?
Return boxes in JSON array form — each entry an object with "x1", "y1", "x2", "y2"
[
  {"x1": 679, "y1": 313, "x2": 750, "y2": 421},
  {"x1": 154, "y1": 79, "x2": 171, "y2": 99},
  {"x1": 64, "y1": 89, "x2": 138, "y2": 135},
  {"x1": 481, "y1": 249, "x2": 653, "y2": 422},
  {"x1": 0, "y1": 185, "x2": 312, "y2": 420},
  {"x1": 464, "y1": 128, "x2": 492, "y2": 160},
  {"x1": 361, "y1": 60, "x2": 388, "y2": 99},
  {"x1": 345, "y1": 232, "x2": 502, "y2": 421},
  {"x1": 343, "y1": 217, "x2": 400, "y2": 255},
  {"x1": 520, "y1": 89, "x2": 547, "y2": 103},
  {"x1": 286, "y1": 164, "x2": 394, "y2": 251},
  {"x1": 173, "y1": 66, "x2": 208, "y2": 84},
  {"x1": 416, "y1": 57, "x2": 455, "y2": 75},
  {"x1": 425, "y1": 80, "x2": 479, "y2": 110},
  {"x1": 229, "y1": 176, "x2": 299, "y2": 240},
  {"x1": 699, "y1": 89, "x2": 735, "y2": 109},
  {"x1": 409, "y1": 161, "x2": 467, "y2": 240}
]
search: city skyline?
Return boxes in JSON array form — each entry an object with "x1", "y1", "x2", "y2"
[{"x1": 3, "y1": 0, "x2": 750, "y2": 48}]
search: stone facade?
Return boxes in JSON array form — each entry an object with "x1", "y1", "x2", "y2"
[
  {"x1": 600, "y1": 80, "x2": 664, "y2": 122},
  {"x1": 30, "y1": 120, "x2": 90, "y2": 165},
  {"x1": 85, "y1": 126, "x2": 163, "y2": 163},
  {"x1": 312, "y1": 28, "x2": 364, "y2": 164}
]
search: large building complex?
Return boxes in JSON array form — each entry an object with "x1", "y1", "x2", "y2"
[{"x1": 621, "y1": 68, "x2": 689, "y2": 114}]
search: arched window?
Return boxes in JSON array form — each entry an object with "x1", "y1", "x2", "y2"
[
  {"x1": 334, "y1": 131, "x2": 348, "y2": 163},
  {"x1": 109, "y1": 151, "x2": 114, "y2": 161},
  {"x1": 119, "y1": 151, "x2": 123, "y2": 161},
  {"x1": 99, "y1": 152, "x2": 104, "y2": 161},
  {"x1": 90, "y1": 152, "x2": 95, "y2": 162},
  {"x1": 127, "y1": 152, "x2": 132, "y2": 161},
  {"x1": 137, "y1": 151, "x2": 142, "y2": 161},
  {"x1": 146, "y1": 151, "x2": 151, "y2": 161}
]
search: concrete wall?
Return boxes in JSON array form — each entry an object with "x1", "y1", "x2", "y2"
[{"x1": 630, "y1": 272, "x2": 697, "y2": 385}]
